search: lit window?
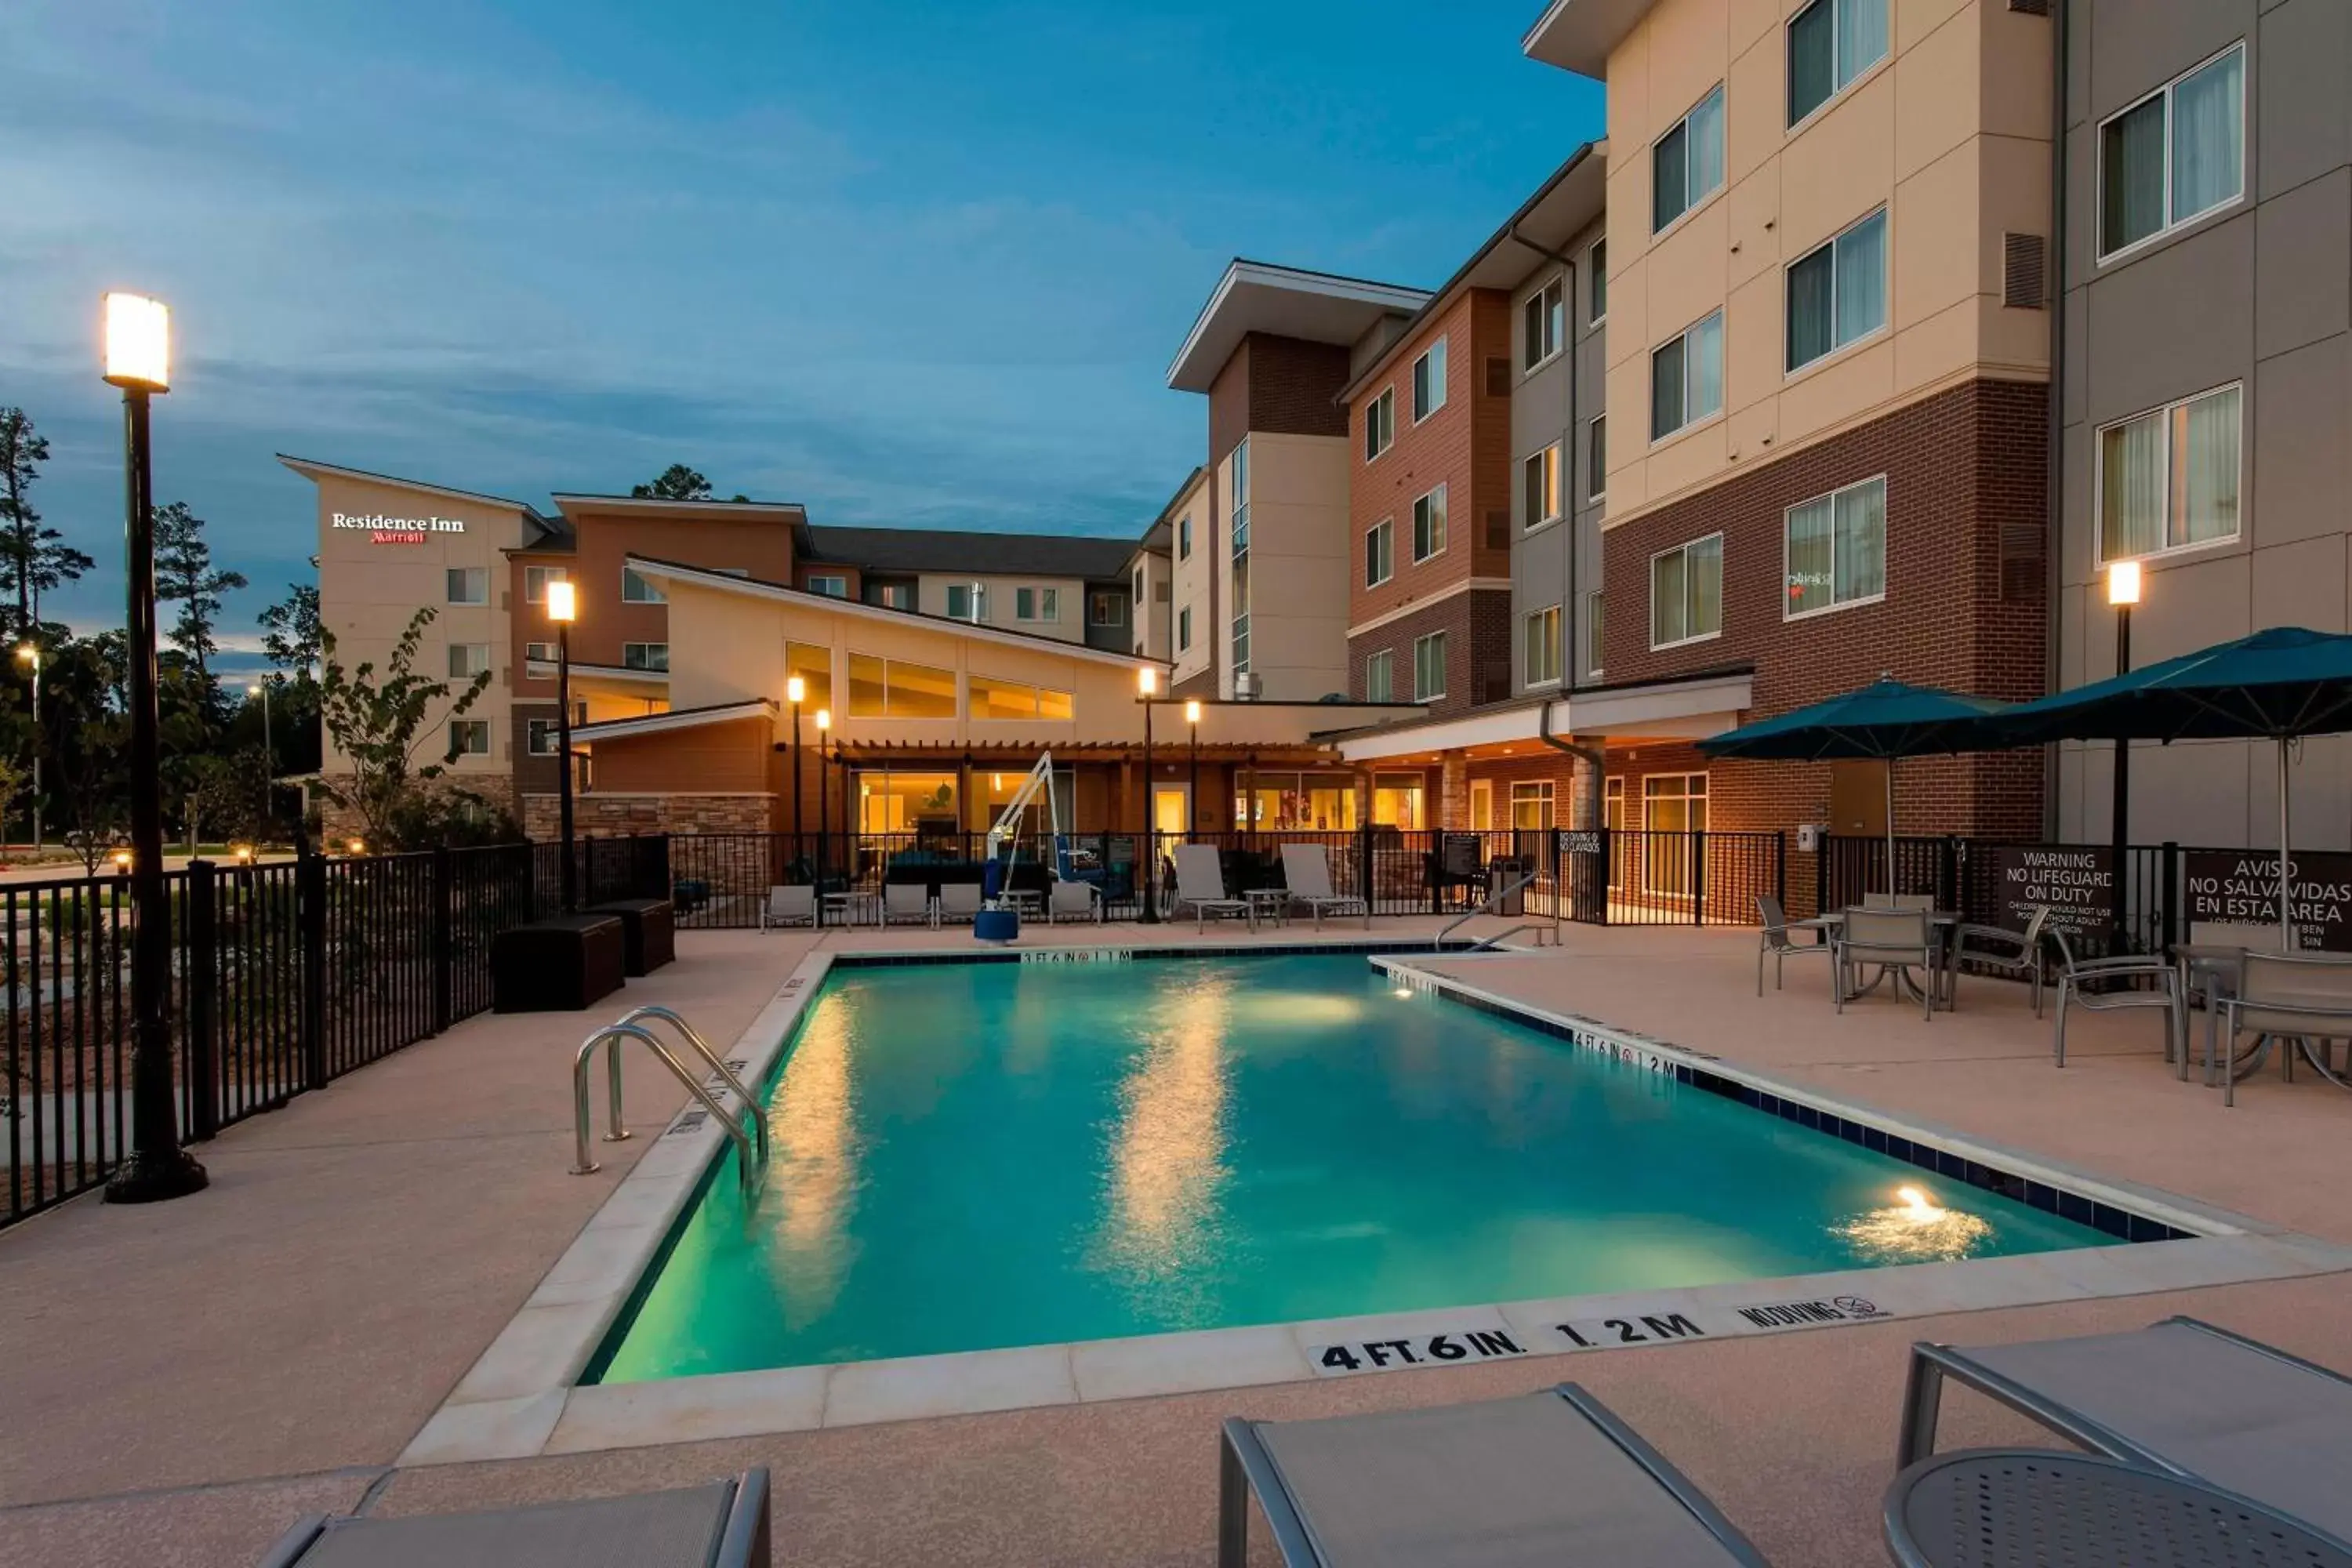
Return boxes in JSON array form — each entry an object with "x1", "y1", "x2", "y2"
[
  {"x1": 1784, "y1": 476, "x2": 1887, "y2": 618},
  {"x1": 1523, "y1": 278, "x2": 1563, "y2": 368},
  {"x1": 847, "y1": 652, "x2": 956, "y2": 718},
  {"x1": 864, "y1": 581, "x2": 914, "y2": 610},
  {"x1": 786, "y1": 642, "x2": 832, "y2": 713},
  {"x1": 1653, "y1": 84, "x2": 1725, "y2": 232},
  {"x1": 1363, "y1": 388, "x2": 1395, "y2": 462},
  {"x1": 1524, "y1": 605, "x2": 1563, "y2": 686},
  {"x1": 2099, "y1": 383, "x2": 2241, "y2": 561},
  {"x1": 1364, "y1": 518, "x2": 1393, "y2": 587},
  {"x1": 521, "y1": 564, "x2": 564, "y2": 604},
  {"x1": 445, "y1": 567, "x2": 488, "y2": 605},
  {"x1": 1788, "y1": 209, "x2": 1888, "y2": 372},
  {"x1": 1411, "y1": 336, "x2": 1448, "y2": 422},
  {"x1": 621, "y1": 641, "x2": 669, "y2": 672},
  {"x1": 1788, "y1": 0, "x2": 1888, "y2": 127},
  {"x1": 1650, "y1": 535, "x2": 1723, "y2": 648},
  {"x1": 1366, "y1": 648, "x2": 1393, "y2": 702},
  {"x1": 1411, "y1": 485, "x2": 1447, "y2": 564},
  {"x1": 1510, "y1": 780, "x2": 1556, "y2": 829},
  {"x1": 1651, "y1": 310, "x2": 1724, "y2": 441},
  {"x1": 1523, "y1": 445, "x2": 1561, "y2": 528},
  {"x1": 971, "y1": 673, "x2": 1075, "y2": 720},
  {"x1": 2100, "y1": 44, "x2": 2245, "y2": 259},
  {"x1": 1413, "y1": 630, "x2": 1447, "y2": 701},
  {"x1": 620, "y1": 566, "x2": 665, "y2": 603}
]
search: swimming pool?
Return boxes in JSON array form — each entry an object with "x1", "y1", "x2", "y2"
[{"x1": 590, "y1": 952, "x2": 2118, "y2": 1383}]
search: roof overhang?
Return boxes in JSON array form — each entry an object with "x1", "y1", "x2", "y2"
[
  {"x1": 524, "y1": 659, "x2": 668, "y2": 688},
  {"x1": 1336, "y1": 670, "x2": 1756, "y2": 761},
  {"x1": 628, "y1": 555, "x2": 1171, "y2": 672},
  {"x1": 1521, "y1": 0, "x2": 1653, "y2": 78},
  {"x1": 574, "y1": 699, "x2": 774, "y2": 745},
  {"x1": 276, "y1": 455, "x2": 535, "y2": 516},
  {"x1": 551, "y1": 494, "x2": 806, "y2": 526},
  {"x1": 1167, "y1": 261, "x2": 1429, "y2": 393}
]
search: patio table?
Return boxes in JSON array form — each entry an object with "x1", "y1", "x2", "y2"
[
  {"x1": 1243, "y1": 887, "x2": 1288, "y2": 931},
  {"x1": 1883, "y1": 1447, "x2": 2352, "y2": 1568},
  {"x1": 822, "y1": 891, "x2": 880, "y2": 928},
  {"x1": 1819, "y1": 909, "x2": 1962, "y2": 1010}
]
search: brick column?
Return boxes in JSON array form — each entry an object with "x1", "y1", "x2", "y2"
[{"x1": 1439, "y1": 752, "x2": 1469, "y2": 830}]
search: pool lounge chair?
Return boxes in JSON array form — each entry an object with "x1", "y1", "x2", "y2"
[
  {"x1": 1047, "y1": 878, "x2": 1101, "y2": 924},
  {"x1": 937, "y1": 882, "x2": 984, "y2": 924},
  {"x1": 260, "y1": 1468, "x2": 770, "y2": 1567},
  {"x1": 759, "y1": 885, "x2": 815, "y2": 931},
  {"x1": 1278, "y1": 844, "x2": 1369, "y2": 930},
  {"x1": 1172, "y1": 844, "x2": 1253, "y2": 933},
  {"x1": 1898, "y1": 1316, "x2": 2352, "y2": 1545},
  {"x1": 883, "y1": 882, "x2": 934, "y2": 927},
  {"x1": 1220, "y1": 1385, "x2": 1769, "y2": 1567}
]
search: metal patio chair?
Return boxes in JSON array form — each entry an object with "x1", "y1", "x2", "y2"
[
  {"x1": 260, "y1": 1469, "x2": 770, "y2": 1567},
  {"x1": 1279, "y1": 843, "x2": 1370, "y2": 930},
  {"x1": 1834, "y1": 906, "x2": 1937, "y2": 1021},
  {"x1": 936, "y1": 882, "x2": 984, "y2": 924},
  {"x1": 882, "y1": 882, "x2": 933, "y2": 927},
  {"x1": 1172, "y1": 844, "x2": 1252, "y2": 932},
  {"x1": 1047, "y1": 877, "x2": 1102, "y2": 923},
  {"x1": 758, "y1": 885, "x2": 815, "y2": 931},
  {"x1": 2049, "y1": 926, "x2": 2181, "y2": 1068},
  {"x1": 2216, "y1": 948, "x2": 2352, "y2": 1106},
  {"x1": 1755, "y1": 893, "x2": 1835, "y2": 996},
  {"x1": 1951, "y1": 904, "x2": 2052, "y2": 1015}
]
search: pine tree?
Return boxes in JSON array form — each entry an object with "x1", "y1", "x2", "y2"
[{"x1": 154, "y1": 501, "x2": 249, "y2": 685}]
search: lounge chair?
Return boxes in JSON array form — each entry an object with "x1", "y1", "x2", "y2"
[
  {"x1": 1220, "y1": 1385, "x2": 1769, "y2": 1567},
  {"x1": 758, "y1": 885, "x2": 815, "y2": 931},
  {"x1": 260, "y1": 1468, "x2": 770, "y2": 1567},
  {"x1": 2216, "y1": 948, "x2": 2352, "y2": 1106},
  {"x1": 883, "y1": 882, "x2": 933, "y2": 927},
  {"x1": 937, "y1": 882, "x2": 984, "y2": 924},
  {"x1": 1897, "y1": 1317, "x2": 2352, "y2": 1544},
  {"x1": 1172, "y1": 844, "x2": 1253, "y2": 933},
  {"x1": 1755, "y1": 893, "x2": 1834, "y2": 996},
  {"x1": 1951, "y1": 904, "x2": 2052, "y2": 1015},
  {"x1": 1834, "y1": 907, "x2": 1937, "y2": 1021},
  {"x1": 2049, "y1": 926, "x2": 2180, "y2": 1068},
  {"x1": 1278, "y1": 843, "x2": 1369, "y2": 930},
  {"x1": 1047, "y1": 878, "x2": 1101, "y2": 924}
]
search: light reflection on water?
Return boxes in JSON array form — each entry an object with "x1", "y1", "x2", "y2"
[
  {"x1": 1829, "y1": 1185, "x2": 1994, "y2": 1264},
  {"x1": 1091, "y1": 971, "x2": 1234, "y2": 1319},
  {"x1": 763, "y1": 1000, "x2": 862, "y2": 1328}
]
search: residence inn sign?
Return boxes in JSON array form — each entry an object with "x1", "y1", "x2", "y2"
[{"x1": 331, "y1": 511, "x2": 469, "y2": 543}]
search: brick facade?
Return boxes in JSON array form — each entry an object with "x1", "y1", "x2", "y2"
[
  {"x1": 1348, "y1": 588, "x2": 1514, "y2": 713},
  {"x1": 520, "y1": 792, "x2": 775, "y2": 840}
]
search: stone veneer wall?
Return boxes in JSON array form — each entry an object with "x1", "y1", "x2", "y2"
[{"x1": 520, "y1": 792, "x2": 775, "y2": 840}]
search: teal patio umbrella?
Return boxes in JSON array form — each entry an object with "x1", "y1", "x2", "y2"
[
  {"x1": 1984, "y1": 626, "x2": 2352, "y2": 946},
  {"x1": 1697, "y1": 677, "x2": 2016, "y2": 893}
]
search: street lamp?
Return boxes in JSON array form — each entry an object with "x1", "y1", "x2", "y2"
[
  {"x1": 246, "y1": 679, "x2": 272, "y2": 833},
  {"x1": 100, "y1": 290, "x2": 205, "y2": 1203},
  {"x1": 786, "y1": 674, "x2": 805, "y2": 860},
  {"x1": 1185, "y1": 698, "x2": 1202, "y2": 837},
  {"x1": 2107, "y1": 559, "x2": 2141, "y2": 943},
  {"x1": 15, "y1": 643, "x2": 38, "y2": 849},
  {"x1": 815, "y1": 706, "x2": 831, "y2": 891},
  {"x1": 547, "y1": 577, "x2": 578, "y2": 911},
  {"x1": 1137, "y1": 667, "x2": 1160, "y2": 923}
]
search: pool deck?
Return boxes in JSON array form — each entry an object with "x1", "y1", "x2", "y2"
[{"x1": 3, "y1": 917, "x2": 2349, "y2": 1566}]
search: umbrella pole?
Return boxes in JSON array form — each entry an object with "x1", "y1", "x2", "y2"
[
  {"x1": 2278, "y1": 736, "x2": 2296, "y2": 951},
  {"x1": 1884, "y1": 756, "x2": 1897, "y2": 895}
]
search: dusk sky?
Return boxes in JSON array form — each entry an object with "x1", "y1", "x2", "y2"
[{"x1": 5, "y1": 0, "x2": 1604, "y2": 666}]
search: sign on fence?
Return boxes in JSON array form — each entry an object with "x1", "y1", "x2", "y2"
[
  {"x1": 2183, "y1": 849, "x2": 2352, "y2": 952},
  {"x1": 1556, "y1": 829, "x2": 1602, "y2": 856},
  {"x1": 1992, "y1": 845, "x2": 2115, "y2": 935}
]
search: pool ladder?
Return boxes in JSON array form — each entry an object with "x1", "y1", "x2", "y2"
[
  {"x1": 571, "y1": 1004, "x2": 770, "y2": 1196},
  {"x1": 1439, "y1": 868, "x2": 1556, "y2": 952}
]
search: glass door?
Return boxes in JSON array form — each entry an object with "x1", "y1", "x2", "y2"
[{"x1": 1641, "y1": 774, "x2": 1708, "y2": 897}]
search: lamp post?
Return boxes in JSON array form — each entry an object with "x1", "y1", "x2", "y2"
[
  {"x1": 16, "y1": 643, "x2": 39, "y2": 849},
  {"x1": 100, "y1": 290, "x2": 205, "y2": 1204},
  {"x1": 246, "y1": 679, "x2": 271, "y2": 833},
  {"x1": 815, "y1": 707, "x2": 831, "y2": 889},
  {"x1": 1185, "y1": 698, "x2": 1201, "y2": 837},
  {"x1": 1138, "y1": 667, "x2": 1160, "y2": 923},
  {"x1": 548, "y1": 578, "x2": 578, "y2": 911},
  {"x1": 786, "y1": 675, "x2": 805, "y2": 860},
  {"x1": 2107, "y1": 559, "x2": 2140, "y2": 945}
]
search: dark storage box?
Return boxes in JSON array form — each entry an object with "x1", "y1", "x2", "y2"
[
  {"x1": 586, "y1": 898, "x2": 675, "y2": 976},
  {"x1": 492, "y1": 914, "x2": 626, "y2": 1012}
]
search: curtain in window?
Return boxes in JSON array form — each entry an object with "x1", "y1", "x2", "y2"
[
  {"x1": 1653, "y1": 122, "x2": 1688, "y2": 229},
  {"x1": 1788, "y1": 0, "x2": 1834, "y2": 122},
  {"x1": 2172, "y1": 50, "x2": 2243, "y2": 223},
  {"x1": 1835, "y1": 0, "x2": 1888, "y2": 85},
  {"x1": 2175, "y1": 386, "x2": 2241, "y2": 546},
  {"x1": 1652, "y1": 336, "x2": 1686, "y2": 437},
  {"x1": 1786, "y1": 497, "x2": 1834, "y2": 614},
  {"x1": 1690, "y1": 87, "x2": 1725, "y2": 201},
  {"x1": 1688, "y1": 313, "x2": 1724, "y2": 420},
  {"x1": 1688, "y1": 535, "x2": 1722, "y2": 637},
  {"x1": 1835, "y1": 478, "x2": 1886, "y2": 601},
  {"x1": 1652, "y1": 550, "x2": 1687, "y2": 644},
  {"x1": 2100, "y1": 412, "x2": 2165, "y2": 559},
  {"x1": 2101, "y1": 99, "x2": 2165, "y2": 252},
  {"x1": 1787, "y1": 248, "x2": 1835, "y2": 368},
  {"x1": 1835, "y1": 210, "x2": 1887, "y2": 346}
]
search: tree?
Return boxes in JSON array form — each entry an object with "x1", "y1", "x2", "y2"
[
  {"x1": 630, "y1": 464, "x2": 747, "y2": 503},
  {"x1": 310, "y1": 608, "x2": 493, "y2": 848},
  {"x1": 154, "y1": 500, "x2": 248, "y2": 685},
  {"x1": 257, "y1": 583, "x2": 321, "y2": 674},
  {"x1": 0, "y1": 409, "x2": 90, "y2": 641}
]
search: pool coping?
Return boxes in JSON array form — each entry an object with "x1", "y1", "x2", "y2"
[{"x1": 398, "y1": 942, "x2": 2352, "y2": 1467}]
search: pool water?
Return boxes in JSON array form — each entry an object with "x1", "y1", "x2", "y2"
[{"x1": 593, "y1": 954, "x2": 2113, "y2": 1381}]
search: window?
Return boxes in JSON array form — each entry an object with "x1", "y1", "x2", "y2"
[
  {"x1": 1523, "y1": 445, "x2": 1562, "y2": 529},
  {"x1": 445, "y1": 567, "x2": 488, "y2": 605},
  {"x1": 805, "y1": 573, "x2": 848, "y2": 598},
  {"x1": 1588, "y1": 239, "x2": 1607, "y2": 323},
  {"x1": 622, "y1": 641, "x2": 670, "y2": 672},
  {"x1": 526, "y1": 718, "x2": 561, "y2": 757},
  {"x1": 1366, "y1": 648, "x2": 1394, "y2": 702},
  {"x1": 1363, "y1": 388, "x2": 1395, "y2": 462},
  {"x1": 448, "y1": 720, "x2": 492, "y2": 757},
  {"x1": 1524, "y1": 604, "x2": 1563, "y2": 686},
  {"x1": 525, "y1": 641, "x2": 557, "y2": 662},
  {"x1": 1178, "y1": 605, "x2": 1192, "y2": 652},
  {"x1": 1788, "y1": 0, "x2": 1888, "y2": 126},
  {"x1": 1411, "y1": 485, "x2": 1448, "y2": 563},
  {"x1": 446, "y1": 642, "x2": 490, "y2": 679},
  {"x1": 1588, "y1": 416, "x2": 1608, "y2": 500},
  {"x1": 1132, "y1": 568, "x2": 1144, "y2": 602},
  {"x1": 1786, "y1": 209, "x2": 1889, "y2": 372},
  {"x1": 1653, "y1": 84, "x2": 1726, "y2": 232},
  {"x1": 1091, "y1": 590, "x2": 1125, "y2": 627},
  {"x1": 1784, "y1": 475, "x2": 1887, "y2": 618},
  {"x1": 945, "y1": 583, "x2": 985, "y2": 620},
  {"x1": 2098, "y1": 383, "x2": 2242, "y2": 561},
  {"x1": 1014, "y1": 586, "x2": 1059, "y2": 621},
  {"x1": 865, "y1": 581, "x2": 914, "y2": 611},
  {"x1": 2100, "y1": 43, "x2": 2245, "y2": 260},
  {"x1": 620, "y1": 566, "x2": 665, "y2": 604},
  {"x1": 1178, "y1": 514, "x2": 1192, "y2": 559},
  {"x1": 1412, "y1": 631, "x2": 1447, "y2": 701},
  {"x1": 847, "y1": 652, "x2": 956, "y2": 719},
  {"x1": 521, "y1": 564, "x2": 564, "y2": 604},
  {"x1": 1372, "y1": 773, "x2": 1425, "y2": 830},
  {"x1": 787, "y1": 641, "x2": 832, "y2": 713},
  {"x1": 1364, "y1": 518, "x2": 1394, "y2": 587},
  {"x1": 1523, "y1": 278, "x2": 1564, "y2": 368},
  {"x1": 969, "y1": 673, "x2": 1075, "y2": 720},
  {"x1": 1586, "y1": 591, "x2": 1606, "y2": 677},
  {"x1": 1411, "y1": 337, "x2": 1448, "y2": 422},
  {"x1": 1650, "y1": 534, "x2": 1723, "y2": 648},
  {"x1": 1510, "y1": 780, "x2": 1556, "y2": 830},
  {"x1": 1651, "y1": 310, "x2": 1724, "y2": 440},
  {"x1": 1230, "y1": 439, "x2": 1251, "y2": 551}
]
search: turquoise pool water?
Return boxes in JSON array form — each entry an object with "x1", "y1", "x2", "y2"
[{"x1": 593, "y1": 954, "x2": 2114, "y2": 1381}]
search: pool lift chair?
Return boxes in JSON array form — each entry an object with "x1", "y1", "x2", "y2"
[{"x1": 982, "y1": 751, "x2": 1089, "y2": 933}]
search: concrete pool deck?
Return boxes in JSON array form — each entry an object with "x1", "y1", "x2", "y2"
[{"x1": 2, "y1": 918, "x2": 2348, "y2": 1566}]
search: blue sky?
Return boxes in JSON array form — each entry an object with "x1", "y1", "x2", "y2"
[{"x1": 2, "y1": 0, "x2": 1603, "y2": 667}]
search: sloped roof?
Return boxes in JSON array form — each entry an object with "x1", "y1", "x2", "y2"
[{"x1": 797, "y1": 524, "x2": 1136, "y2": 580}]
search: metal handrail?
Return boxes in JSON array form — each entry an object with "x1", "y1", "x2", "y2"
[
  {"x1": 1466, "y1": 923, "x2": 1548, "y2": 953},
  {"x1": 572, "y1": 1023, "x2": 762, "y2": 1195},
  {"x1": 1439, "y1": 868, "x2": 1542, "y2": 944},
  {"x1": 605, "y1": 1004, "x2": 770, "y2": 1167}
]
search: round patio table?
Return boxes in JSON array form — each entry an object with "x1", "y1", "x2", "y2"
[{"x1": 1884, "y1": 1448, "x2": 2352, "y2": 1568}]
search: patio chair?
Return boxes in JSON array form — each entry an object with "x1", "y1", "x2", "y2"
[
  {"x1": 1219, "y1": 1385, "x2": 1769, "y2": 1568},
  {"x1": 2049, "y1": 926, "x2": 2180, "y2": 1068},
  {"x1": 1278, "y1": 843, "x2": 1369, "y2": 930},
  {"x1": 758, "y1": 885, "x2": 815, "y2": 932},
  {"x1": 1951, "y1": 904, "x2": 2052, "y2": 1015},
  {"x1": 1864, "y1": 892, "x2": 1936, "y2": 912},
  {"x1": 1172, "y1": 844, "x2": 1253, "y2": 933},
  {"x1": 259, "y1": 1469, "x2": 770, "y2": 1567},
  {"x1": 1755, "y1": 893, "x2": 1835, "y2": 996},
  {"x1": 937, "y1": 882, "x2": 984, "y2": 924},
  {"x1": 1834, "y1": 907, "x2": 1937, "y2": 1022},
  {"x1": 882, "y1": 882, "x2": 933, "y2": 927},
  {"x1": 2216, "y1": 949, "x2": 2352, "y2": 1106},
  {"x1": 1896, "y1": 1317, "x2": 2352, "y2": 1544},
  {"x1": 1047, "y1": 878, "x2": 1101, "y2": 924}
]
